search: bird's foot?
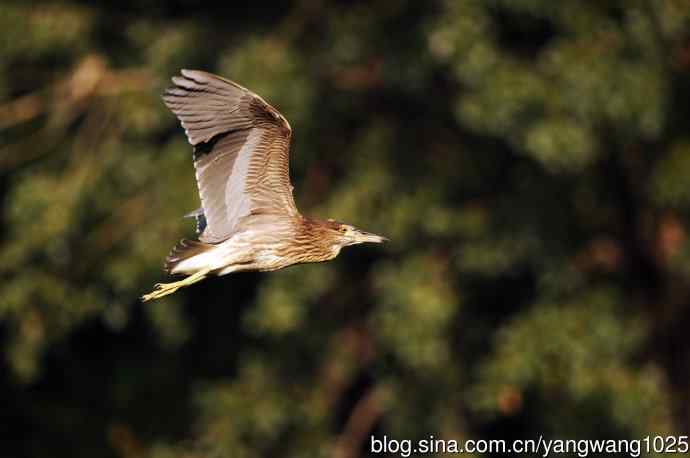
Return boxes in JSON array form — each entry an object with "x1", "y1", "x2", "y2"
[
  {"x1": 141, "y1": 282, "x2": 182, "y2": 301},
  {"x1": 141, "y1": 269, "x2": 210, "y2": 302}
]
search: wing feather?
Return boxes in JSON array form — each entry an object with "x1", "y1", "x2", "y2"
[{"x1": 163, "y1": 69, "x2": 298, "y2": 243}]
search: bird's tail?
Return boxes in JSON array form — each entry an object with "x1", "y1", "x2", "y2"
[{"x1": 164, "y1": 239, "x2": 213, "y2": 275}]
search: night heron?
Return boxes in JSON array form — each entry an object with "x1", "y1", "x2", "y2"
[{"x1": 142, "y1": 70, "x2": 387, "y2": 301}]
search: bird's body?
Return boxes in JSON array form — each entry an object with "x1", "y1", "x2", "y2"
[
  {"x1": 168, "y1": 216, "x2": 342, "y2": 276},
  {"x1": 142, "y1": 70, "x2": 385, "y2": 301}
]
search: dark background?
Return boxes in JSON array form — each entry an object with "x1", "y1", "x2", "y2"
[{"x1": 2, "y1": 1, "x2": 690, "y2": 456}]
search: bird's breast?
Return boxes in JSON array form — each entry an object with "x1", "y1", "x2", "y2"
[{"x1": 255, "y1": 250, "x2": 284, "y2": 266}]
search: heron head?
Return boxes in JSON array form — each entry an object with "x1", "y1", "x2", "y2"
[{"x1": 326, "y1": 219, "x2": 388, "y2": 247}]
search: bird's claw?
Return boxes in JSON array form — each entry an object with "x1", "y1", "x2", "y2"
[
  {"x1": 141, "y1": 269, "x2": 210, "y2": 302},
  {"x1": 141, "y1": 283, "x2": 176, "y2": 302}
]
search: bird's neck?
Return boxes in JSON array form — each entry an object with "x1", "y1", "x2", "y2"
[{"x1": 286, "y1": 217, "x2": 341, "y2": 263}]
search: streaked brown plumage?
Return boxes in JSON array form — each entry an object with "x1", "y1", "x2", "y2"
[{"x1": 142, "y1": 70, "x2": 386, "y2": 301}]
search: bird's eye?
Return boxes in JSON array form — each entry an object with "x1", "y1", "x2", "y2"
[{"x1": 339, "y1": 226, "x2": 347, "y2": 233}]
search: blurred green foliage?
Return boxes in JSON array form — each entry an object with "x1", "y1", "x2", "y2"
[{"x1": 2, "y1": 0, "x2": 690, "y2": 457}]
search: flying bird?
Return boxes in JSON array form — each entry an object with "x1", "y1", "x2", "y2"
[{"x1": 142, "y1": 70, "x2": 386, "y2": 301}]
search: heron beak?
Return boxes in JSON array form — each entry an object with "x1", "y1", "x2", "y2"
[{"x1": 354, "y1": 230, "x2": 388, "y2": 244}]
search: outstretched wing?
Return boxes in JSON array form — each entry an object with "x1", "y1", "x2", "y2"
[{"x1": 163, "y1": 69, "x2": 299, "y2": 243}]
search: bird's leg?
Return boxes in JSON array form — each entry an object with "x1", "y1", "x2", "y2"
[{"x1": 141, "y1": 268, "x2": 211, "y2": 302}]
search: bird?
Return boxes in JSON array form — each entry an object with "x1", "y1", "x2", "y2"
[{"x1": 141, "y1": 70, "x2": 387, "y2": 301}]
